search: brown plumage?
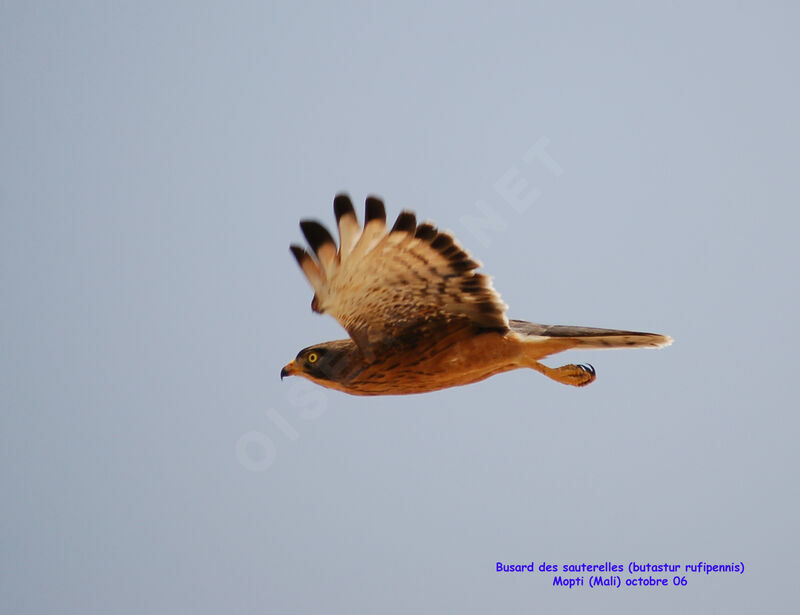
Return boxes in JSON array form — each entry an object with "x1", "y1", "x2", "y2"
[{"x1": 281, "y1": 194, "x2": 672, "y2": 395}]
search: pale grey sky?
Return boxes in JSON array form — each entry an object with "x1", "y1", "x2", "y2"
[{"x1": 2, "y1": 2, "x2": 799, "y2": 613}]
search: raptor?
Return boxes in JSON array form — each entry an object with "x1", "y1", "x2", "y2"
[{"x1": 281, "y1": 194, "x2": 671, "y2": 395}]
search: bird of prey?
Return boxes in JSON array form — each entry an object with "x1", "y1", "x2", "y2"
[{"x1": 281, "y1": 194, "x2": 671, "y2": 395}]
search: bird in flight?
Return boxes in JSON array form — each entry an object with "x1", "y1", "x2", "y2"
[{"x1": 281, "y1": 194, "x2": 671, "y2": 395}]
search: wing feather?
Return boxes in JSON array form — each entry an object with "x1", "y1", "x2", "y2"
[
  {"x1": 290, "y1": 194, "x2": 509, "y2": 353},
  {"x1": 299, "y1": 221, "x2": 338, "y2": 279},
  {"x1": 346, "y1": 197, "x2": 387, "y2": 264},
  {"x1": 289, "y1": 245, "x2": 324, "y2": 295},
  {"x1": 333, "y1": 194, "x2": 360, "y2": 261}
]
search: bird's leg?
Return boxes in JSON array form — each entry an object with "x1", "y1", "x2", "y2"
[{"x1": 527, "y1": 360, "x2": 596, "y2": 387}]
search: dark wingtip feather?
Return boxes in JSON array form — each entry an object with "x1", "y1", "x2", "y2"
[
  {"x1": 290, "y1": 244, "x2": 309, "y2": 265},
  {"x1": 431, "y1": 233, "x2": 454, "y2": 251},
  {"x1": 391, "y1": 211, "x2": 417, "y2": 233},
  {"x1": 414, "y1": 223, "x2": 437, "y2": 241},
  {"x1": 333, "y1": 193, "x2": 356, "y2": 222},
  {"x1": 442, "y1": 246, "x2": 464, "y2": 259},
  {"x1": 450, "y1": 258, "x2": 479, "y2": 272},
  {"x1": 364, "y1": 196, "x2": 386, "y2": 224},
  {"x1": 299, "y1": 220, "x2": 336, "y2": 255}
]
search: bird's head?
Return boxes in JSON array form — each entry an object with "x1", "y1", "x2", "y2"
[{"x1": 280, "y1": 340, "x2": 358, "y2": 386}]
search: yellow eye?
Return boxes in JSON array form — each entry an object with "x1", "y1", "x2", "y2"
[{"x1": 307, "y1": 352, "x2": 319, "y2": 364}]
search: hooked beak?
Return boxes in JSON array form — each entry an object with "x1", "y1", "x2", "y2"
[{"x1": 280, "y1": 360, "x2": 297, "y2": 380}]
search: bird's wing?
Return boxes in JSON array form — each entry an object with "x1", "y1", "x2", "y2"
[{"x1": 290, "y1": 194, "x2": 509, "y2": 354}]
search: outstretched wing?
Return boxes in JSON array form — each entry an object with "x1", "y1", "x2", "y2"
[{"x1": 290, "y1": 194, "x2": 509, "y2": 353}]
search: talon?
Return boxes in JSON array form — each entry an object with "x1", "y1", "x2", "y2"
[{"x1": 579, "y1": 363, "x2": 595, "y2": 375}]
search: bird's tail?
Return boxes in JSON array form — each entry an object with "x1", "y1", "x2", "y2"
[{"x1": 510, "y1": 319, "x2": 672, "y2": 351}]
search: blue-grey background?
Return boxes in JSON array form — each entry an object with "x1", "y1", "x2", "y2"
[{"x1": 3, "y1": 2, "x2": 798, "y2": 613}]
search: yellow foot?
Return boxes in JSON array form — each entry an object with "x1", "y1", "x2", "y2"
[{"x1": 530, "y1": 361, "x2": 597, "y2": 387}]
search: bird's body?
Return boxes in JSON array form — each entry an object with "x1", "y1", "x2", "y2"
[
  {"x1": 282, "y1": 195, "x2": 671, "y2": 395},
  {"x1": 287, "y1": 322, "x2": 514, "y2": 396}
]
